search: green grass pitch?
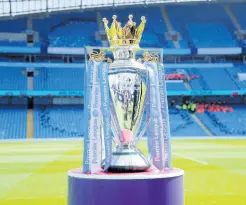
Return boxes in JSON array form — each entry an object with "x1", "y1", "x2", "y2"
[{"x1": 0, "y1": 139, "x2": 246, "y2": 205}]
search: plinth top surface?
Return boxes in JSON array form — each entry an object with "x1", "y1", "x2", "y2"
[{"x1": 68, "y1": 168, "x2": 184, "y2": 180}]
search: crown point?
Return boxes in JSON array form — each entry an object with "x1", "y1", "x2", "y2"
[
  {"x1": 102, "y1": 14, "x2": 146, "y2": 47},
  {"x1": 141, "y1": 16, "x2": 146, "y2": 23}
]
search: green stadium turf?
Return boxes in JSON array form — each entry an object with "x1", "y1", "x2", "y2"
[{"x1": 0, "y1": 139, "x2": 246, "y2": 205}]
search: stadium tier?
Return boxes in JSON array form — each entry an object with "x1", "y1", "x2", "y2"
[
  {"x1": 186, "y1": 67, "x2": 239, "y2": 90},
  {"x1": 34, "y1": 67, "x2": 84, "y2": 90},
  {"x1": 231, "y1": 3, "x2": 246, "y2": 30},
  {"x1": 2, "y1": 64, "x2": 246, "y2": 92},
  {"x1": 169, "y1": 108, "x2": 207, "y2": 136},
  {"x1": 166, "y1": 82, "x2": 187, "y2": 91},
  {"x1": 49, "y1": 22, "x2": 98, "y2": 47},
  {"x1": 0, "y1": 3, "x2": 244, "y2": 55},
  {"x1": 0, "y1": 64, "x2": 245, "y2": 138},
  {"x1": 39, "y1": 64, "x2": 246, "y2": 91},
  {"x1": 0, "y1": 104, "x2": 245, "y2": 138},
  {"x1": 0, "y1": 105, "x2": 27, "y2": 139},
  {"x1": 226, "y1": 64, "x2": 246, "y2": 89},
  {"x1": 166, "y1": 4, "x2": 242, "y2": 54},
  {"x1": 33, "y1": 105, "x2": 84, "y2": 138},
  {"x1": 0, "y1": 67, "x2": 26, "y2": 90},
  {"x1": 197, "y1": 105, "x2": 246, "y2": 136}
]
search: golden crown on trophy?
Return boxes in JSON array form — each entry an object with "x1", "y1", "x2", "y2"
[{"x1": 102, "y1": 14, "x2": 146, "y2": 47}]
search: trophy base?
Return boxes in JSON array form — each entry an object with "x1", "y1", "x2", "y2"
[
  {"x1": 102, "y1": 149, "x2": 151, "y2": 173},
  {"x1": 68, "y1": 168, "x2": 184, "y2": 205}
]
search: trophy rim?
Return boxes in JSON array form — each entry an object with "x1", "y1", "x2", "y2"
[{"x1": 68, "y1": 168, "x2": 184, "y2": 180}]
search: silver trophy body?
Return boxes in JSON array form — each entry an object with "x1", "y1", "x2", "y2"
[
  {"x1": 105, "y1": 46, "x2": 150, "y2": 172},
  {"x1": 99, "y1": 14, "x2": 151, "y2": 172}
]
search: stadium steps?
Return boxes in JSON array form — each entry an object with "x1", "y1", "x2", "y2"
[
  {"x1": 191, "y1": 113, "x2": 214, "y2": 136},
  {"x1": 184, "y1": 81, "x2": 192, "y2": 90},
  {"x1": 224, "y1": 68, "x2": 241, "y2": 89},
  {"x1": 96, "y1": 11, "x2": 108, "y2": 47},
  {"x1": 224, "y1": 5, "x2": 242, "y2": 31},
  {"x1": 160, "y1": 6, "x2": 180, "y2": 49},
  {"x1": 27, "y1": 109, "x2": 34, "y2": 139},
  {"x1": 182, "y1": 72, "x2": 192, "y2": 90}
]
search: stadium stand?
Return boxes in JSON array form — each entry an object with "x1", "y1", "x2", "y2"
[
  {"x1": 48, "y1": 20, "x2": 99, "y2": 54},
  {"x1": 186, "y1": 23, "x2": 238, "y2": 48},
  {"x1": 32, "y1": 12, "x2": 99, "y2": 54},
  {"x1": 231, "y1": 4, "x2": 246, "y2": 29},
  {"x1": 0, "y1": 18, "x2": 41, "y2": 53},
  {"x1": 0, "y1": 4, "x2": 245, "y2": 55},
  {"x1": 0, "y1": 68, "x2": 27, "y2": 90},
  {"x1": 34, "y1": 105, "x2": 83, "y2": 138},
  {"x1": 34, "y1": 67, "x2": 84, "y2": 90},
  {"x1": 186, "y1": 67, "x2": 239, "y2": 90},
  {"x1": 166, "y1": 82, "x2": 187, "y2": 91},
  {"x1": 0, "y1": 18, "x2": 26, "y2": 33},
  {"x1": 225, "y1": 64, "x2": 246, "y2": 89},
  {"x1": 0, "y1": 105, "x2": 27, "y2": 139},
  {"x1": 49, "y1": 21, "x2": 98, "y2": 47},
  {"x1": 169, "y1": 108, "x2": 207, "y2": 136},
  {"x1": 166, "y1": 4, "x2": 242, "y2": 55},
  {"x1": 196, "y1": 105, "x2": 246, "y2": 136}
]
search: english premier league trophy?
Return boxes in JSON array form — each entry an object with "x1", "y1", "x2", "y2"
[{"x1": 67, "y1": 14, "x2": 184, "y2": 205}]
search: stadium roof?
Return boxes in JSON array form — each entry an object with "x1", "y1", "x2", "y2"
[{"x1": 0, "y1": 0, "x2": 244, "y2": 18}]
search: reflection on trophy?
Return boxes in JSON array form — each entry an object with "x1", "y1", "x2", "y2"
[{"x1": 102, "y1": 15, "x2": 150, "y2": 172}]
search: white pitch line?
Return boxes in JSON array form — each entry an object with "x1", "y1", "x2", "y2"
[
  {"x1": 0, "y1": 147, "x2": 81, "y2": 153},
  {"x1": 174, "y1": 152, "x2": 209, "y2": 165}
]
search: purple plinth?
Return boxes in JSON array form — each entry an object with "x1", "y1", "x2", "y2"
[{"x1": 68, "y1": 168, "x2": 184, "y2": 205}]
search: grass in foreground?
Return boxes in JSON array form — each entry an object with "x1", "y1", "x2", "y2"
[{"x1": 0, "y1": 139, "x2": 246, "y2": 205}]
